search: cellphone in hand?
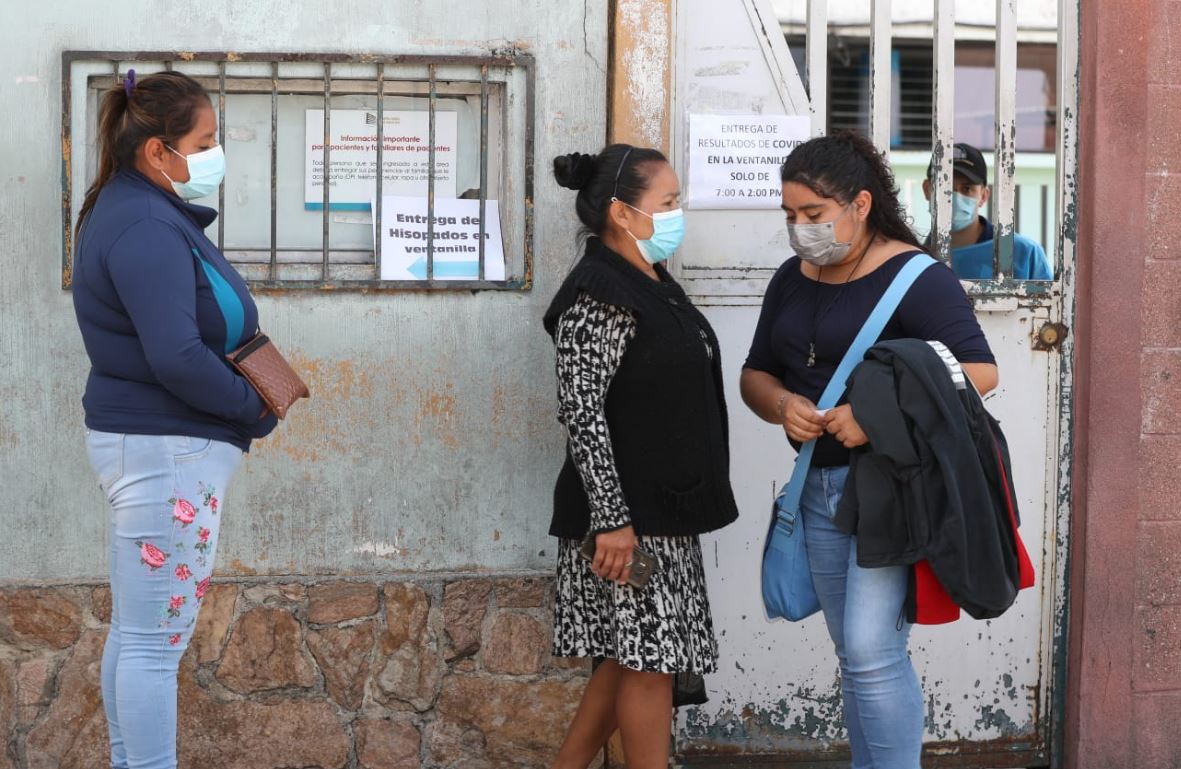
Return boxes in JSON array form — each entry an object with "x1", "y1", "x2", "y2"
[{"x1": 578, "y1": 535, "x2": 658, "y2": 589}]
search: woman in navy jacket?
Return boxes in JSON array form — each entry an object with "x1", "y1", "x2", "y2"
[{"x1": 72, "y1": 70, "x2": 276, "y2": 769}]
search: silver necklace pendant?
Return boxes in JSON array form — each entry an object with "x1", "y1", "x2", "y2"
[{"x1": 807, "y1": 342, "x2": 817, "y2": 367}]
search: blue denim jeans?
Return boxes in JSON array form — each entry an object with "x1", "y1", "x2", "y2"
[
  {"x1": 86, "y1": 431, "x2": 243, "y2": 769},
  {"x1": 801, "y1": 465, "x2": 923, "y2": 769}
]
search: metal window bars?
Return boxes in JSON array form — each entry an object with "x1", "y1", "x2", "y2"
[
  {"x1": 821, "y1": 0, "x2": 1052, "y2": 288},
  {"x1": 927, "y1": 1, "x2": 1027, "y2": 282},
  {"x1": 60, "y1": 51, "x2": 535, "y2": 292}
]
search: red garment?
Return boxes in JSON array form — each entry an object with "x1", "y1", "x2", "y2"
[{"x1": 913, "y1": 439, "x2": 1036, "y2": 625}]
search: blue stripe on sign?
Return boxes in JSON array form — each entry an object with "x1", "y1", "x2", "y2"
[
  {"x1": 304, "y1": 202, "x2": 371, "y2": 211},
  {"x1": 192, "y1": 248, "x2": 246, "y2": 353}
]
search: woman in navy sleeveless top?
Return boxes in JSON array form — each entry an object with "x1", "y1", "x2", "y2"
[{"x1": 740, "y1": 132, "x2": 998, "y2": 769}]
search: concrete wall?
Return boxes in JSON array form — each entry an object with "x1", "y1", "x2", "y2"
[
  {"x1": 0, "y1": 3, "x2": 609, "y2": 768},
  {"x1": 1067, "y1": 0, "x2": 1181, "y2": 767},
  {"x1": 0, "y1": 1, "x2": 607, "y2": 582}
]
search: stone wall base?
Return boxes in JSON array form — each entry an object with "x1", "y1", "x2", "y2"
[{"x1": 0, "y1": 574, "x2": 596, "y2": 769}]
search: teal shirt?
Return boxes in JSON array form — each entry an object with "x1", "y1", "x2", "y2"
[{"x1": 948, "y1": 217, "x2": 1053, "y2": 280}]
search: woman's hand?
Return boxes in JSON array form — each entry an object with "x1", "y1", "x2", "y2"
[
  {"x1": 823, "y1": 405, "x2": 869, "y2": 448},
  {"x1": 782, "y1": 393, "x2": 826, "y2": 443},
  {"x1": 593, "y1": 526, "x2": 637, "y2": 585}
]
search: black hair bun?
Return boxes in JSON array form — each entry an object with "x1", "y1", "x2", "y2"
[{"x1": 553, "y1": 152, "x2": 598, "y2": 191}]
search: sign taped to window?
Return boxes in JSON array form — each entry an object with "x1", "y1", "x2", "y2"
[
  {"x1": 305, "y1": 109, "x2": 458, "y2": 211},
  {"x1": 686, "y1": 114, "x2": 810, "y2": 210},
  {"x1": 375, "y1": 196, "x2": 505, "y2": 281}
]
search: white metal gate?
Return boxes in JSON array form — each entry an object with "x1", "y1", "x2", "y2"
[{"x1": 668, "y1": 1, "x2": 1078, "y2": 766}]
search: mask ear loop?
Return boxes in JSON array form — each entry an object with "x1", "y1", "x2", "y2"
[{"x1": 156, "y1": 145, "x2": 188, "y2": 190}]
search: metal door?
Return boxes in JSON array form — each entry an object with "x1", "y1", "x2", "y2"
[{"x1": 668, "y1": 1, "x2": 1077, "y2": 766}]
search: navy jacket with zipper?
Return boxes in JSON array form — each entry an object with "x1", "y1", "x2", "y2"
[{"x1": 72, "y1": 170, "x2": 277, "y2": 451}]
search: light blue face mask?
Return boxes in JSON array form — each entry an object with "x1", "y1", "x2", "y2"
[
  {"x1": 163, "y1": 144, "x2": 225, "y2": 201},
  {"x1": 616, "y1": 199, "x2": 686, "y2": 265},
  {"x1": 951, "y1": 191, "x2": 981, "y2": 232}
]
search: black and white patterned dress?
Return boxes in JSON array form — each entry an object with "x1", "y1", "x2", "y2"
[{"x1": 551, "y1": 291, "x2": 719, "y2": 675}]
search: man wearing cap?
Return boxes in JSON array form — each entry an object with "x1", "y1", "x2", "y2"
[{"x1": 922, "y1": 142, "x2": 1053, "y2": 281}]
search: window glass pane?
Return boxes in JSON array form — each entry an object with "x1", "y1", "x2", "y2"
[{"x1": 955, "y1": 43, "x2": 1057, "y2": 152}]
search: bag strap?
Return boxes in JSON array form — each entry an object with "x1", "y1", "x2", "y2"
[{"x1": 776, "y1": 253, "x2": 936, "y2": 519}]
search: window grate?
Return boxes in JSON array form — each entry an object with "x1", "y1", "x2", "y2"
[{"x1": 61, "y1": 51, "x2": 536, "y2": 292}]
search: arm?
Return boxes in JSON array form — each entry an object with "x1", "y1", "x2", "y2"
[
  {"x1": 963, "y1": 362, "x2": 999, "y2": 395},
  {"x1": 740, "y1": 368, "x2": 825, "y2": 442},
  {"x1": 106, "y1": 220, "x2": 266, "y2": 424},
  {"x1": 739, "y1": 262, "x2": 824, "y2": 441},
  {"x1": 554, "y1": 292, "x2": 637, "y2": 584},
  {"x1": 1031, "y1": 243, "x2": 1054, "y2": 281},
  {"x1": 1016, "y1": 238, "x2": 1054, "y2": 281},
  {"x1": 901, "y1": 262, "x2": 999, "y2": 396}
]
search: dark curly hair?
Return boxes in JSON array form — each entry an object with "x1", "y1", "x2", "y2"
[
  {"x1": 552, "y1": 144, "x2": 668, "y2": 237},
  {"x1": 780, "y1": 130, "x2": 922, "y2": 250}
]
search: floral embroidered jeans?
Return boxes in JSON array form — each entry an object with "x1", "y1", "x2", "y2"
[{"x1": 86, "y1": 431, "x2": 243, "y2": 769}]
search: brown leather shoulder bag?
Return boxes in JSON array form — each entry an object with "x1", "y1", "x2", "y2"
[{"x1": 226, "y1": 333, "x2": 310, "y2": 419}]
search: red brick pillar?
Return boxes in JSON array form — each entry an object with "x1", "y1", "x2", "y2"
[{"x1": 1069, "y1": 1, "x2": 1181, "y2": 767}]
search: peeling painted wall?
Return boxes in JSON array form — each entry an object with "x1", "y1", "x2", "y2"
[
  {"x1": 609, "y1": 0, "x2": 672, "y2": 150},
  {"x1": 0, "y1": 0, "x2": 608, "y2": 581}
]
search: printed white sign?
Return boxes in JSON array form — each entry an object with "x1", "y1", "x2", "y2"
[
  {"x1": 376, "y1": 196, "x2": 505, "y2": 282},
  {"x1": 686, "y1": 114, "x2": 811, "y2": 210},
  {"x1": 305, "y1": 109, "x2": 458, "y2": 210}
]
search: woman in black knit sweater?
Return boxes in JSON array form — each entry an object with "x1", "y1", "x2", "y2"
[{"x1": 542, "y1": 144, "x2": 738, "y2": 769}]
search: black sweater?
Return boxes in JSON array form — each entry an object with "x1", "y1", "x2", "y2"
[{"x1": 543, "y1": 239, "x2": 739, "y2": 538}]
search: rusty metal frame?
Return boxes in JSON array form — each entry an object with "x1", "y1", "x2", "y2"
[
  {"x1": 60, "y1": 50, "x2": 535, "y2": 292},
  {"x1": 993, "y1": 0, "x2": 1018, "y2": 277},
  {"x1": 1048, "y1": 2, "x2": 1081, "y2": 766}
]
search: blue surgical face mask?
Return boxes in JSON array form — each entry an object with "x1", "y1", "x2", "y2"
[
  {"x1": 951, "y1": 191, "x2": 981, "y2": 232},
  {"x1": 162, "y1": 144, "x2": 225, "y2": 201},
  {"x1": 617, "y1": 198, "x2": 685, "y2": 264}
]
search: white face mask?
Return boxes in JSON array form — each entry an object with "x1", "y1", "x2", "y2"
[
  {"x1": 161, "y1": 144, "x2": 225, "y2": 201},
  {"x1": 786, "y1": 204, "x2": 856, "y2": 266}
]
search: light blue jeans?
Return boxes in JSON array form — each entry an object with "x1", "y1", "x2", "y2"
[
  {"x1": 801, "y1": 465, "x2": 923, "y2": 769},
  {"x1": 86, "y1": 431, "x2": 243, "y2": 769}
]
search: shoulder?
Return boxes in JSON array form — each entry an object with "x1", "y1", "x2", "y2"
[
  {"x1": 865, "y1": 248, "x2": 943, "y2": 286},
  {"x1": 103, "y1": 217, "x2": 194, "y2": 279},
  {"x1": 544, "y1": 250, "x2": 641, "y2": 335},
  {"x1": 96, "y1": 174, "x2": 180, "y2": 221},
  {"x1": 554, "y1": 292, "x2": 637, "y2": 355},
  {"x1": 763, "y1": 256, "x2": 802, "y2": 298},
  {"x1": 910, "y1": 254, "x2": 962, "y2": 290},
  {"x1": 1013, "y1": 232, "x2": 1047, "y2": 256},
  {"x1": 109, "y1": 216, "x2": 190, "y2": 254},
  {"x1": 92, "y1": 179, "x2": 189, "y2": 250},
  {"x1": 771, "y1": 256, "x2": 801, "y2": 284},
  {"x1": 893, "y1": 253, "x2": 972, "y2": 309},
  {"x1": 565, "y1": 291, "x2": 636, "y2": 323}
]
